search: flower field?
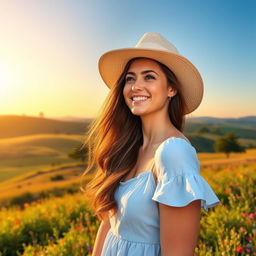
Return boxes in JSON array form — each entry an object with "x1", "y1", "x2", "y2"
[{"x1": 0, "y1": 160, "x2": 255, "y2": 256}]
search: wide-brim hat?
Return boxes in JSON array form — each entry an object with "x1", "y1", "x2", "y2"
[{"x1": 98, "y1": 32, "x2": 204, "y2": 115}]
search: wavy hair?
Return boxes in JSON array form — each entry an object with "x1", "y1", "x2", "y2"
[{"x1": 80, "y1": 57, "x2": 188, "y2": 221}]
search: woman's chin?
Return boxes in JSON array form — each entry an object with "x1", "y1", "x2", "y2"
[{"x1": 130, "y1": 108, "x2": 148, "y2": 116}]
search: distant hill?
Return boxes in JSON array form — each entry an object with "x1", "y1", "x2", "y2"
[
  {"x1": 0, "y1": 115, "x2": 91, "y2": 139},
  {"x1": 185, "y1": 115, "x2": 256, "y2": 140},
  {"x1": 0, "y1": 115, "x2": 255, "y2": 152},
  {"x1": 49, "y1": 116, "x2": 94, "y2": 123},
  {"x1": 0, "y1": 114, "x2": 255, "y2": 187},
  {"x1": 187, "y1": 115, "x2": 256, "y2": 128}
]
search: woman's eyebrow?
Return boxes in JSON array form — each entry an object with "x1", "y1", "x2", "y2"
[{"x1": 126, "y1": 70, "x2": 159, "y2": 76}]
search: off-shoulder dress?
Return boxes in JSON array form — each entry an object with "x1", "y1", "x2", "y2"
[{"x1": 101, "y1": 137, "x2": 220, "y2": 255}]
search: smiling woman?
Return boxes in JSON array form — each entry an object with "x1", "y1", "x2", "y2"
[{"x1": 82, "y1": 32, "x2": 220, "y2": 256}]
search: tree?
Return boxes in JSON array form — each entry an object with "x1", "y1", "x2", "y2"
[
  {"x1": 39, "y1": 112, "x2": 44, "y2": 118},
  {"x1": 197, "y1": 126, "x2": 210, "y2": 134},
  {"x1": 214, "y1": 133, "x2": 245, "y2": 158},
  {"x1": 211, "y1": 127, "x2": 223, "y2": 135},
  {"x1": 68, "y1": 143, "x2": 87, "y2": 162}
]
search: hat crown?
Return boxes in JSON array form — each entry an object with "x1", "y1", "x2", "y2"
[{"x1": 135, "y1": 32, "x2": 179, "y2": 54}]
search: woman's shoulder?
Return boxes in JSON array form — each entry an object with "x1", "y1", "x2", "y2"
[
  {"x1": 155, "y1": 136, "x2": 196, "y2": 156},
  {"x1": 153, "y1": 136, "x2": 199, "y2": 173}
]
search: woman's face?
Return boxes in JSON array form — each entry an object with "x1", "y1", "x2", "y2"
[{"x1": 123, "y1": 58, "x2": 176, "y2": 116}]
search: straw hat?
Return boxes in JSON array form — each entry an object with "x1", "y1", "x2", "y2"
[{"x1": 98, "y1": 32, "x2": 204, "y2": 114}]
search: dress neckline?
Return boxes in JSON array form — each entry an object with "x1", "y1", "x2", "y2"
[
  {"x1": 120, "y1": 170, "x2": 151, "y2": 185},
  {"x1": 119, "y1": 137, "x2": 196, "y2": 185}
]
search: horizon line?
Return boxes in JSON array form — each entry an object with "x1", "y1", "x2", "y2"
[{"x1": 0, "y1": 114, "x2": 255, "y2": 120}]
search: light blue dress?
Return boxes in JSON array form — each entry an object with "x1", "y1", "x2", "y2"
[{"x1": 101, "y1": 137, "x2": 220, "y2": 255}]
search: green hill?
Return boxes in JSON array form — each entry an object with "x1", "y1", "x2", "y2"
[
  {"x1": 0, "y1": 133, "x2": 84, "y2": 182},
  {"x1": 0, "y1": 114, "x2": 255, "y2": 184},
  {"x1": 0, "y1": 115, "x2": 92, "y2": 139}
]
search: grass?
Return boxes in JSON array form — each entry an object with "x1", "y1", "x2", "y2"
[
  {"x1": 0, "y1": 160, "x2": 255, "y2": 255},
  {"x1": 0, "y1": 134, "x2": 84, "y2": 182},
  {"x1": 0, "y1": 161, "x2": 91, "y2": 206}
]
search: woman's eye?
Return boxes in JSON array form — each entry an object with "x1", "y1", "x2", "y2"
[
  {"x1": 125, "y1": 76, "x2": 134, "y2": 82},
  {"x1": 145, "y1": 75, "x2": 155, "y2": 80}
]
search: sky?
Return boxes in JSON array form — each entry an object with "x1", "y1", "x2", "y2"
[{"x1": 0, "y1": 0, "x2": 255, "y2": 119}]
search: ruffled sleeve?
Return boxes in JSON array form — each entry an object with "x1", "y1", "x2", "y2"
[{"x1": 152, "y1": 137, "x2": 220, "y2": 211}]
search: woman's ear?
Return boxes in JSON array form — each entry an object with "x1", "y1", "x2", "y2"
[{"x1": 168, "y1": 86, "x2": 177, "y2": 98}]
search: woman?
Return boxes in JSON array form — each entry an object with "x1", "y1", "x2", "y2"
[{"x1": 82, "y1": 32, "x2": 220, "y2": 255}]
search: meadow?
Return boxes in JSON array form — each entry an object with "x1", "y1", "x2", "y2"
[
  {"x1": 0, "y1": 115, "x2": 255, "y2": 255},
  {"x1": 0, "y1": 152, "x2": 255, "y2": 255},
  {"x1": 0, "y1": 133, "x2": 85, "y2": 182}
]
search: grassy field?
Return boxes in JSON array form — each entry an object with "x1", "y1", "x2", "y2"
[
  {"x1": 0, "y1": 132, "x2": 255, "y2": 207},
  {"x1": 0, "y1": 157, "x2": 255, "y2": 255},
  {"x1": 0, "y1": 133, "x2": 84, "y2": 182},
  {"x1": 0, "y1": 128, "x2": 255, "y2": 255}
]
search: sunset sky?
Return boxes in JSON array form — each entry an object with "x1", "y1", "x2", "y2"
[{"x1": 0, "y1": 0, "x2": 255, "y2": 119}]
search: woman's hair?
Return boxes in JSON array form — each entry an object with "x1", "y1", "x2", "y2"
[{"x1": 80, "y1": 57, "x2": 188, "y2": 221}]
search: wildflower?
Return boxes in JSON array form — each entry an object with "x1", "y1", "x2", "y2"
[
  {"x1": 14, "y1": 221, "x2": 21, "y2": 226},
  {"x1": 29, "y1": 230, "x2": 34, "y2": 235},
  {"x1": 249, "y1": 213, "x2": 255, "y2": 219},
  {"x1": 89, "y1": 226, "x2": 95, "y2": 232},
  {"x1": 88, "y1": 247, "x2": 93, "y2": 253},
  {"x1": 76, "y1": 226, "x2": 82, "y2": 231},
  {"x1": 239, "y1": 226, "x2": 247, "y2": 232},
  {"x1": 246, "y1": 236, "x2": 252, "y2": 241},
  {"x1": 59, "y1": 239, "x2": 65, "y2": 245},
  {"x1": 224, "y1": 189, "x2": 230, "y2": 194},
  {"x1": 236, "y1": 246, "x2": 244, "y2": 252}
]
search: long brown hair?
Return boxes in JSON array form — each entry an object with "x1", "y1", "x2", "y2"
[{"x1": 80, "y1": 57, "x2": 188, "y2": 221}]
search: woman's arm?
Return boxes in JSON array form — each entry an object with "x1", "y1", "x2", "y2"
[
  {"x1": 159, "y1": 199, "x2": 201, "y2": 256},
  {"x1": 92, "y1": 218, "x2": 111, "y2": 256}
]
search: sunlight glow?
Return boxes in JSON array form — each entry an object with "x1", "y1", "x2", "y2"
[
  {"x1": 0, "y1": 62, "x2": 11, "y2": 85},
  {"x1": 0, "y1": 61, "x2": 12, "y2": 101}
]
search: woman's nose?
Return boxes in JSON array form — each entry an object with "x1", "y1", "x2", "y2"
[{"x1": 131, "y1": 80, "x2": 142, "y2": 91}]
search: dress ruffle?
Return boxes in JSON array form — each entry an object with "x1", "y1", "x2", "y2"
[
  {"x1": 152, "y1": 172, "x2": 220, "y2": 211},
  {"x1": 101, "y1": 230, "x2": 161, "y2": 256}
]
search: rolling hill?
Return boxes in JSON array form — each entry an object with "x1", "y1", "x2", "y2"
[
  {"x1": 1, "y1": 115, "x2": 256, "y2": 139},
  {"x1": 0, "y1": 115, "x2": 91, "y2": 139},
  {"x1": 0, "y1": 114, "x2": 255, "y2": 207}
]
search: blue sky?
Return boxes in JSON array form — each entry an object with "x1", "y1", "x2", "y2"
[{"x1": 0, "y1": 0, "x2": 255, "y2": 118}]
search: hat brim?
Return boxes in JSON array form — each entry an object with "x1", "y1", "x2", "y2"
[{"x1": 98, "y1": 48, "x2": 204, "y2": 115}]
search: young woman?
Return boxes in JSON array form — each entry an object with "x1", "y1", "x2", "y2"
[{"x1": 82, "y1": 32, "x2": 220, "y2": 256}]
